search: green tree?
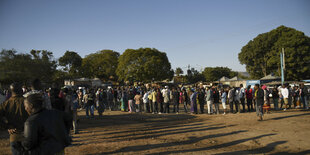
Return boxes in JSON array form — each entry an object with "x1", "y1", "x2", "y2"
[
  {"x1": 116, "y1": 48, "x2": 173, "y2": 82},
  {"x1": 82, "y1": 50, "x2": 119, "y2": 81},
  {"x1": 0, "y1": 49, "x2": 56, "y2": 84},
  {"x1": 58, "y1": 51, "x2": 82, "y2": 77},
  {"x1": 238, "y1": 25, "x2": 310, "y2": 80},
  {"x1": 202, "y1": 67, "x2": 237, "y2": 82},
  {"x1": 187, "y1": 68, "x2": 205, "y2": 83},
  {"x1": 175, "y1": 67, "x2": 184, "y2": 76}
]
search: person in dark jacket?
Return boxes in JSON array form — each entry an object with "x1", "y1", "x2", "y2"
[
  {"x1": 0, "y1": 83, "x2": 28, "y2": 155},
  {"x1": 172, "y1": 88, "x2": 180, "y2": 114},
  {"x1": 22, "y1": 93, "x2": 72, "y2": 155},
  {"x1": 197, "y1": 88, "x2": 205, "y2": 114},
  {"x1": 254, "y1": 84, "x2": 264, "y2": 121},
  {"x1": 156, "y1": 88, "x2": 163, "y2": 114}
]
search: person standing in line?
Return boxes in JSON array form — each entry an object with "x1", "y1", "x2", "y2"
[
  {"x1": 148, "y1": 88, "x2": 154, "y2": 113},
  {"x1": 272, "y1": 87, "x2": 279, "y2": 110},
  {"x1": 121, "y1": 87, "x2": 128, "y2": 112},
  {"x1": 107, "y1": 87, "x2": 114, "y2": 111},
  {"x1": 134, "y1": 92, "x2": 142, "y2": 112},
  {"x1": 71, "y1": 92, "x2": 79, "y2": 134},
  {"x1": 172, "y1": 87, "x2": 180, "y2": 114},
  {"x1": 0, "y1": 83, "x2": 28, "y2": 155},
  {"x1": 213, "y1": 87, "x2": 220, "y2": 115},
  {"x1": 254, "y1": 84, "x2": 264, "y2": 121},
  {"x1": 292, "y1": 86, "x2": 299, "y2": 108},
  {"x1": 162, "y1": 86, "x2": 171, "y2": 114},
  {"x1": 182, "y1": 88, "x2": 188, "y2": 113},
  {"x1": 83, "y1": 89, "x2": 95, "y2": 118},
  {"x1": 288, "y1": 85, "x2": 293, "y2": 109},
  {"x1": 197, "y1": 88, "x2": 205, "y2": 114},
  {"x1": 234, "y1": 87, "x2": 240, "y2": 113},
  {"x1": 300, "y1": 83, "x2": 309, "y2": 110},
  {"x1": 205, "y1": 87, "x2": 214, "y2": 115},
  {"x1": 278, "y1": 85, "x2": 284, "y2": 109},
  {"x1": 151, "y1": 88, "x2": 158, "y2": 114},
  {"x1": 245, "y1": 85, "x2": 254, "y2": 112},
  {"x1": 77, "y1": 89, "x2": 84, "y2": 110},
  {"x1": 143, "y1": 89, "x2": 150, "y2": 113},
  {"x1": 239, "y1": 84, "x2": 246, "y2": 113},
  {"x1": 128, "y1": 89, "x2": 135, "y2": 113},
  {"x1": 228, "y1": 87, "x2": 235, "y2": 113},
  {"x1": 190, "y1": 88, "x2": 198, "y2": 114},
  {"x1": 156, "y1": 88, "x2": 164, "y2": 114},
  {"x1": 97, "y1": 88, "x2": 105, "y2": 117},
  {"x1": 262, "y1": 85, "x2": 270, "y2": 114},
  {"x1": 281, "y1": 84, "x2": 289, "y2": 111},
  {"x1": 221, "y1": 88, "x2": 227, "y2": 115}
]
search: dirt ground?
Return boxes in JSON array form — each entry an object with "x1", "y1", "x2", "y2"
[{"x1": 1, "y1": 107, "x2": 310, "y2": 155}]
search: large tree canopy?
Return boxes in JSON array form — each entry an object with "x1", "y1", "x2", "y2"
[
  {"x1": 238, "y1": 25, "x2": 310, "y2": 80},
  {"x1": 202, "y1": 67, "x2": 237, "y2": 82},
  {"x1": 116, "y1": 48, "x2": 173, "y2": 82},
  {"x1": 175, "y1": 67, "x2": 184, "y2": 76},
  {"x1": 82, "y1": 50, "x2": 119, "y2": 80},
  {"x1": 0, "y1": 49, "x2": 56, "y2": 84},
  {"x1": 58, "y1": 51, "x2": 82, "y2": 76}
]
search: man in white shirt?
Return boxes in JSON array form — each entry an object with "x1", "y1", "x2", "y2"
[
  {"x1": 281, "y1": 85, "x2": 289, "y2": 111},
  {"x1": 162, "y1": 86, "x2": 171, "y2": 113}
]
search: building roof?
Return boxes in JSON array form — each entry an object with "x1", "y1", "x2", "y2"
[
  {"x1": 260, "y1": 74, "x2": 281, "y2": 80},
  {"x1": 218, "y1": 76, "x2": 230, "y2": 82},
  {"x1": 75, "y1": 78, "x2": 90, "y2": 81},
  {"x1": 229, "y1": 76, "x2": 244, "y2": 81}
]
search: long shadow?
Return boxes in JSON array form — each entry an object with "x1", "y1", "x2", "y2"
[
  {"x1": 101, "y1": 130, "x2": 247, "y2": 154},
  {"x1": 146, "y1": 133, "x2": 276, "y2": 155},
  {"x1": 215, "y1": 141, "x2": 287, "y2": 155},
  {"x1": 74, "y1": 124, "x2": 234, "y2": 145},
  {"x1": 77, "y1": 113, "x2": 198, "y2": 129},
  {"x1": 99, "y1": 122, "x2": 206, "y2": 136},
  {"x1": 270, "y1": 150, "x2": 310, "y2": 155},
  {"x1": 270, "y1": 113, "x2": 310, "y2": 120},
  {"x1": 102, "y1": 124, "x2": 229, "y2": 141}
]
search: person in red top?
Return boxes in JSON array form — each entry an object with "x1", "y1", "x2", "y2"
[{"x1": 245, "y1": 85, "x2": 254, "y2": 112}]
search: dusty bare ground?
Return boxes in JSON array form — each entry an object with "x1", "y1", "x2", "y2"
[{"x1": 1, "y1": 108, "x2": 310, "y2": 155}]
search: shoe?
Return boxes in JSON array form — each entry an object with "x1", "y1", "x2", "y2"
[
  {"x1": 158, "y1": 112, "x2": 162, "y2": 114},
  {"x1": 152, "y1": 112, "x2": 155, "y2": 114},
  {"x1": 176, "y1": 112, "x2": 179, "y2": 114},
  {"x1": 283, "y1": 109, "x2": 287, "y2": 111},
  {"x1": 223, "y1": 112, "x2": 226, "y2": 115}
]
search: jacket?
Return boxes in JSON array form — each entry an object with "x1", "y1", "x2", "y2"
[
  {"x1": 22, "y1": 109, "x2": 72, "y2": 155},
  {"x1": 0, "y1": 95, "x2": 28, "y2": 142},
  {"x1": 205, "y1": 89, "x2": 213, "y2": 101},
  {"x1": 255, "y1": 88, "x2": 264, "y2": 106}
]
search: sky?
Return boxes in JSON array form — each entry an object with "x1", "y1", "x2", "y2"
[{"x1": 0, "y1": 0, "x2": 309, "y2": 72}]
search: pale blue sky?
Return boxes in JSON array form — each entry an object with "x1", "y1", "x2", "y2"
[{"x1": 0, "y1": 0, "x2": 309, "y2": 72}]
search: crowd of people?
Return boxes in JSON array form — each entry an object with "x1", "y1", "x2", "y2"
[
  {"x1": 0, "y1": 78, "x2": 309, "y2": 155},
  {"x1": 74, "y1": 83, "x2": 309, "y2": 120}
]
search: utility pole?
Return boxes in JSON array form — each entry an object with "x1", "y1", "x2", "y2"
[{"x1": 280, "y1": 48, "x2": 285, "y2": 85}]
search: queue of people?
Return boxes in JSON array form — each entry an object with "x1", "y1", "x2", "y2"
[
  {"x1": 0, "y1": 78, "x2": 309, "y2": 155},
  {"x1": 74, "y1": 83, "x2": 309, "y2": 118}
]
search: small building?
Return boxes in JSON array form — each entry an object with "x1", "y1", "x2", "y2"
[
  {"x1": 260, "y1": 74, "x2": 281, "y2": 85},
  {"x1": 246, "y1": 80, "x2": 260, "y2": 88},
  {"x1": 64, "y1": 78, "x2": 103, "y2": 87},
  {"x1": 229, "y1": 76, "x2": 246, "y2": 87}
]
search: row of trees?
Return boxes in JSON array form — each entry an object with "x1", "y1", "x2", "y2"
[
  {"x1": 1, "y1": 25, "x2": 309, "y2": 85},
  {"x1": 0, "y1": 47, "x2": 238, "y2": 85},
  {"x1": 0, "y1": 48, "x2": 176, "y2": 85}
]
